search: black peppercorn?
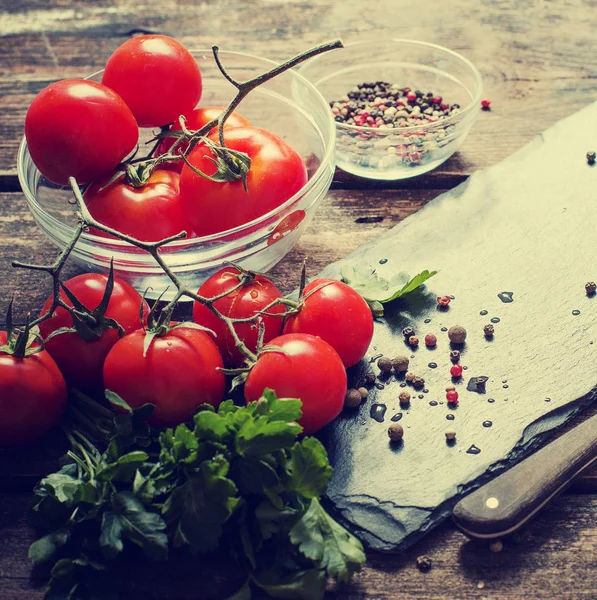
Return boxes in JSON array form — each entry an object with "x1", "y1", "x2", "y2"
[
  {"x1": 402, "y1": 326, "x2": 416, "y2": 339},
  {"x1": 484, "y1": 324, "x2": 495, "y2": 338},
  {"x1": 416, "y1": 555, "x2": 432, "y2": 572},
  {"x1": 450, "y1": 350, "x2": 461, "y2": 363},
  {"x1": 587, "y1": 151, "x2": 596, "y2": 165},
  {"x1": 586, "y1": 282, "x2": 597, "y2": 295}
]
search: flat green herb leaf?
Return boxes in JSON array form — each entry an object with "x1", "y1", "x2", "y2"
[
  {"x1": 194, "y1": 410, "x2": 235, "y2": 443},
  {"x1": 255, "y1": 501, "x2": 300, "y2": 540},
  {"x1": 252, "y1": 389, "x2": 302, "y2": 423},
  {"x1": 105, "y1": 390, "x2": 132, "y2": 414},
  {"x1": 340, "y1": 264, "x2": 437, "y2": 315},
  {"x1": 225, "y1": 580, "x2": 252, "y2": 600},
  {"x1": 231, "y1": 456, "x2": 281, "y2": 499},
  {"x1": 159, "y1": 424, "x2": 198, "y2": 464},
  {"x1": 111, "y1": 491, "x2": 168, "y2": 561},
  {"x1": 164, "y1": 455, "x2": 239, "y2": 553},
  {"x1": 96, "y1": 451, "x2": 148, "y2": 483},
  {"x1": 251, "y1": 568, "x2": 326, "y2": 600},
  {"x1": 39, "y1": 473, "x2": 84, "y2": 505},
  {"x1": 99, "y1": 512, "x2": 124, "y2": 560},
  {"x1": 289, "y1": 498, "x2": 365, "y2": 583},
  {"x1": 28, "y1": 528, "x2": 69, "y2": 566},
  {"x1": 285, "y1": 438, "x2": 333, "y2": 500},
  {"x1": 236, "y1": 417, "x2": 302, "y2": 457}
]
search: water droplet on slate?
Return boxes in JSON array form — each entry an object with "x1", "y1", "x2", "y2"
[
  {"x1": 480, "y1": 310, "x2": 488, "y2": 316},
  {"x1": 370, "y1": 353, "x2": 383, "y2": 362},
  {"x1": 503, "y1": 384, "x2": 509, "y2": 389},
  {"x1": 498, "y1": 292, "x2": 514, "y2": 303},
  {"x1": 502, "y1": 380, "x2": 507, "y2": 383},
  {"x1": 446, "y1": 414, "x2": 455, "y2": 420},
  {"x1": 483, "y1": 420, "x2": 493, "y2": 428},
  {"x1": 439, "y1": 401, "x2": 444, "y2": 405},
  {"x1": 467, "y1": 376, "x2": 489, "y2": 392},
  {"x1": 391, "y1": 413, "x2": 403, "y2": 422},
  {"x1": 490, "y1": 317, "x2": 500, "y2": 323},
  {"x1": 488, "y1": 398, "x2": 495, "y2": 403},
  {"x1": 545, "y1": 397, "x2": 551, "y2": 402},
  {"x1": 250, "y1": 289, "x2": 258, "y2": 299},
  {"x1": 572, "y1": 309, "x2": 581, "y2": 316},
  {"x1": 429, "y1": 400, "x2": 438, "y2": 406},
  {"x1": 424, "y1": 318, "x2": 431, "y2": 324},
  {"x1": 450, "y1": 295, "x2": 455, "y2": 299},
  {"x1": 423, "y1": 388, "x2": 429, "y2": 393},
  {"x1": 379, "y1": 258, "x2": 388, "y2": 264},
  {"x1": 375, "y1": 382, "x2": 385, "y2": 390},
  {"x1": 400, "y1": 382, "x2": 407, "y2": 387},
  {"x1": 370, "y1": 403, "x2": 387, "y2": 422},
  {"x1": 466, "y1": 444, "x2": 481, "y2": 455},
  {"x1": 463, "y1": 366, "x2": 468, "y2": 370},
  {"x1": 428, "y1": 362, "x2": 438, "y2": 369},
  {"x1": 441, "y1": 327, "x2": 448, "y2": 332}
]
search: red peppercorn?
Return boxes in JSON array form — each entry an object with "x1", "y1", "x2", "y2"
[
  {"x1": 409, "y1": 151, "x2": 421, "y2": 164},
  {"x1": 366, "y1": 116, "x2": 375, "y2": 125},
  {"x1": 437, "y1": 295, "x2": 451, "y2": 307},
  {"x1": 432, "y1": 96, "x2": 442, "y2": 104},
  {"x1": 402, "y1": 87, "x2": 411, "y2": 94},
  {"x1": 424, "y1": 333, "x2": 437, "y2": 347},
  {"x1": 450, "y1": 364, "x2": 463, "y2": 377},
  {"x1": 354, "y1": 115, "x2": 366, "y2": 126},
  {"x1": 441, "y1": 102, "x2": 449, "y2": 110},
  {"x1": 481, "y1": 99, "x2": 491, "y2": 110},
  {"x1": 406, "y1": 91, "x2": 417, "y2": 102},
  {"x1": 396, "y1": 144, "x2": 408, "y2": 157},
  {"x1": 446, "y1": 390, "x2": 459, "y2": 403}
]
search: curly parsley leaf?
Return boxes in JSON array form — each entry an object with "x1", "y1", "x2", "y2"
[
  {"x1": 340, "y1": 264, "x2": 437, "y2": 317},
  {"x1": 289, "y1": 498, "x2": 365, "y2": 583}
]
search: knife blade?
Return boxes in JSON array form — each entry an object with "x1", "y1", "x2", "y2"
[{"x1": 452, "y1": 410, "x2": 597, "y2": 540}]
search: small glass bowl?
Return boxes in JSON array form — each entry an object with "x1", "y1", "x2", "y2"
[
  {"x1": 17, "y1": 50, "x2": 335, "y2": 300},
  {"x1": 298, "y1": 39, "x2": 483, "y2": 180}
]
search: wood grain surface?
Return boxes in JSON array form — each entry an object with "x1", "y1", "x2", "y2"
[{"x1": 3, "y1": 0, "x2": 597, "y2": 598}]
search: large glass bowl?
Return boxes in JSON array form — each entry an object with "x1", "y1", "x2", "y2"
[
  {"x1": 18, "y1": 50, "x2": 335, "y2": 300},
  {"x1": 298, "y1": 39, "x2": 483, "y2": 180}
]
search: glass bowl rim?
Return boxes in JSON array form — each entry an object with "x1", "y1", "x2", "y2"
[
  {"x1": 299, "y1": 37, "x2": 484, "y2": 134},
  {"x1": 17, "y1": 48, "x2": 336, "y2": 249}
]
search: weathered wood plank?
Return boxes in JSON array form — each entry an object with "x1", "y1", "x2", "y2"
[{"x1": 4, "y1": 491, "x2": 597, "y2": 599}]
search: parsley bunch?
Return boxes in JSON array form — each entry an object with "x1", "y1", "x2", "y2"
[{"x1": 28, "y1": 390, "x2": 365, "y2": 599}]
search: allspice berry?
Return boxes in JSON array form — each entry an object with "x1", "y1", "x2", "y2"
[
  {"x1": 388, "y1": 423, "x2": 404, "y2": 442},
  {"x1": 364, "y1": 371, "x2": 376, "y2": 386},
  {"x1": 448, "y1": 325, "x2": 467, "y2": 344},
  {"x1": 378, "y1": 356, "x2": 393, "y2": 373},
  {"x1": 399, "y1": 390, "x2": 411, "y2": 405},
  {"x1": 445, "y1": 431, "x2": 457, "y2": 441},
  {"x1": 392, "y1": 355, "x2": 410, "y2": 372},
  {"x1": 405, "y1": 371, "x2": 416, "y2": 383},
  {"x1": 358, "y1": 387, "x2": 369, "y2": 399},
  {"x1": 408, "y1": 335, "x2": 419, "y2": 348},
  {"x1": 344, "y1": 389, "x2": 362, "y2": 408}
]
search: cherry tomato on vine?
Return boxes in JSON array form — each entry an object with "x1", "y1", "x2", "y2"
[
  {"x1": 39, "y1": 274, "x2": 149, "y2": 391},
  {"x1": 102, "y1": 35, "x2": 202, "y2": 128},
  {"x1": 193, "y1": 266, "x2": 285, "y2": 368},
  {"x1": 244, "y1": 333, "x2": 347, "y2": 436},
  {"x1": 103, "y1": 326, "x2": 226, "y2": 428},
  {"x1": 156, "y1": 106, "x2": 251, "y2": 171},
  {"x1": 0, "y1": 332, "x2": 67, "y2": 448},
  {"x1": 24, "y1": 79, "x2": 138, "y2": 186},
  {"x1": 84, "y1": 169, "x2": 190, "y2": 242},
  {"x1": 179, "y1": 126, "x2": 308, "y2": 237},
  {"x1": 283, "y1": 279, "x2": 374, "y2": 368}
]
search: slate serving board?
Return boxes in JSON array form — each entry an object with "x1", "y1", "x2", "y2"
[{"x1": 316, "y1": 102, "x2": 597, "y2": 552}]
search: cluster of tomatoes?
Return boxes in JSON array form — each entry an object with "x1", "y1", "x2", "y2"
[
  {"x1": 24, "y1": 35, "x2": 308, "y2": 240},
  {"x1": 0, "y1": 265, "x2": 374, "y2": 447}
]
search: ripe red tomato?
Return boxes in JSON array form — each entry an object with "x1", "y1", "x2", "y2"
[
  {"x1": 244, "y1": 333, "x2": 347, "y2": 435},
  {"x1": 0, "y1": 332, "x2": 67, "y2": 448},
  {"x1": 156, "y1": 106, "x2": 251, "y2": 171},
  {"x1": 84, "y1": 169, "x2": 190, "y2": 242},
  {"x1": 193, "y1": 267, "x2": 285, "y2": 368},
  {"x1": 283, "y1": 279, "x2": 374, "y2": 368},
  {"x1": 102, "y1": 35, "x2": 202, "y2": 128},
  {"x1": 39, "y1": 274, "x2": 149, "y2": 391},
  {"x1": 103, "y1": 326, "x2": 226, "y2": 428},
  {"x1": 179, "y1": 127, "x2": 307, "y2": 237},
  {"x1": 25, "y1": 79, "x2": 138, "y2": 186}
]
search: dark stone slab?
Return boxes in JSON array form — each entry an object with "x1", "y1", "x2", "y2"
[{"x1": 316, "y1": 102, "x2": 597, "y2": 551}]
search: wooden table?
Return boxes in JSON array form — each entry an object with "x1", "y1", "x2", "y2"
[{"x1": 3, "y1": 1, "x2": 597, "y2": 598}]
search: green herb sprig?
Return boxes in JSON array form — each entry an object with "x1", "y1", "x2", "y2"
[{"x1": 29, "y1": 390, "x2": 365, "y2": 599}]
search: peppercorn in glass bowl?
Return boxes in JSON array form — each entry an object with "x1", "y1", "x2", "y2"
[
  {"x1": 17, "y1": 50, "x2": 335, "y2": 300},
  {"x1": 298, "y1": 39, "x2": 483, "y2": 180}
]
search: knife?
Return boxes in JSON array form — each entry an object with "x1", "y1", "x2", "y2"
[{"x1": 452, "y1": 411, "x2": 597, "y2": 540}]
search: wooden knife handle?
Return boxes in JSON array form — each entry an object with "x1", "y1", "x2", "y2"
[{"x1": 452, "y1": 412, "x2": 597, "y2": 539}]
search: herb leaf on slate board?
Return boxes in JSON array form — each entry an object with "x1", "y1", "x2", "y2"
[
  {"x1": 28, "y1": 389, "x2": 365, "y2": 600},
  {"x1": 341, "y1": 264, "x2": 437, "y2": 317}
]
